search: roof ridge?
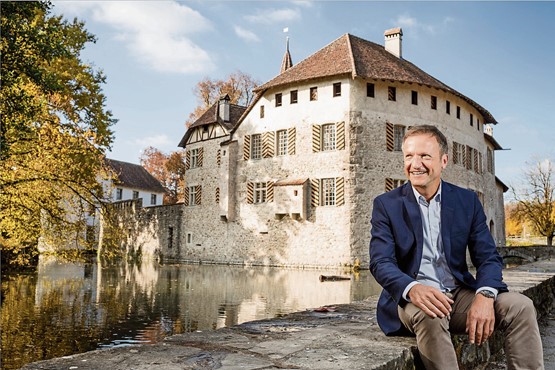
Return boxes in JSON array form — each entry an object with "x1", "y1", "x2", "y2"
[{"x1": 345, "y1": 33, "x2": 358, "y2": 79}]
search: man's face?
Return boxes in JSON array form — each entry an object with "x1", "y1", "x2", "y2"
[{"x1": 402, "y1": 133, "x2": 448, "y2": 199}]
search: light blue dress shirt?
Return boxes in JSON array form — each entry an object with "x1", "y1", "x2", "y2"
[{"x1": 402, "y1": 183, "x2": 497, "y2": 301}]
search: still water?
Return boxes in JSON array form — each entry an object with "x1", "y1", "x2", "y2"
[{"x1": 1, "y1": 256, "x2": 382, "y2": 369}]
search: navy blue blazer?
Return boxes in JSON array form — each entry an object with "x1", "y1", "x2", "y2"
[{"x1": 369, "y1": 181, "x2": 508, "y2": 336}]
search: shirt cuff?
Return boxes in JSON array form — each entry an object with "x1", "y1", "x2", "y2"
[
  {"x1": 476, "y1": 287, "x2": 499, "y2": 300},
  {"x1": 403, "y1": 281, "x2": 421, "y2": 302}
]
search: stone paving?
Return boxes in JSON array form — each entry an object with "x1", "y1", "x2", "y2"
[{"x1": 22, "y1": 260, "x2": 555, "y2": 370}]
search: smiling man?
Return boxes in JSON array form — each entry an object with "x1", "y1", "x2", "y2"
[{"x1": 369, "y1": 125, "x2": 544, "y2": 370}]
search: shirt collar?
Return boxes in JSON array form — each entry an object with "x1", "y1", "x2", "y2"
[{"x1": 411, "y1": 181, "x2": 442, "y2": 206}]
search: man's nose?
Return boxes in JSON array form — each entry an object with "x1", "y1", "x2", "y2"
[{"x1": 410, "y1": 156, "x2": 423, "y2": 167}]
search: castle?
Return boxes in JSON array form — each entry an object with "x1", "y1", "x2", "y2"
[{"x1": 111, "y1": 29, "x2": 507, "y2": 269}]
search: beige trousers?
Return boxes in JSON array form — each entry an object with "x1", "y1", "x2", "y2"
[{"x1": 398, "y1": 288, "x2": 544, "y2": 370}]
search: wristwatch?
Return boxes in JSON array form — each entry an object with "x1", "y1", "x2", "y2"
[{"x1": 477, "y1": 290, "x2": 496, "y2": 299}]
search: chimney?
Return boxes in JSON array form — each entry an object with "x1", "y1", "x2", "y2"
[
  {"x1": 218, "y1": 94, "x2": 230, "y2": 122},
  {"x1": 384, "y1": 27, "x2": 403, "y2": 58}
]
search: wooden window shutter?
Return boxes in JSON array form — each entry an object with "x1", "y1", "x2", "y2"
[
  {"x1": 478, "y1": 152, "x2": 483, "y2": 174},
  {"x1": 216, "y1": 149, "x2": 221, "y2": 166},
  {"x1": 195, "y1": 185, "x2": 202, "y2": 205},
  {"x1": 452, "y1": 142, "x2": 459, "y2": 165},
  {"x1": 246, "y1": 182, "x2": 254, "y2": 204},
  {"x1": 310, "y1": 178, "x2": 319, "y2": 207},
  {"x1": 336, "y1": 121, "x2": 345, "y2": 150},
  {"x1": 465, "y1": 146, "x2": 472, "y2": 170},
  {"x1": 183, "y1": 187, "x2": 190, "y2": 206},
  {"x1": 386, "y1": 122, "x2": 394, "y2": 152},
  {"x1": 385, "y1": 178, "x2": 394, "y2": 192},
  {"x1": 335, "y1": 177, "x2": 344, "y2": 206},
  {"x1": 266, "y1": 181, "x2": 274, "y2": 202},
  {"x1": 198, "y1": 147, "x2": 204, "y2": 167},
  {"x1": 243, "y1": 135, "x2": 251, "y2": 160},
  {"x1": 185, "y1": 150, "x2": 191, "y2": 170},
  {"x1": 473, "y1": 148, "x2": 478, "y2": 173},
  {"x1": 287, "y1": 127, "x2": 296, "y2": 155},
  {"x1": 263, "y1": 132, "x2": 275, "y2": 158},
  {"x1": 215, "y1": 187, "x2": 220, "y2": 203},
  {"x1": 312, "y1": 124, "x2": 321, "y2": 152}
]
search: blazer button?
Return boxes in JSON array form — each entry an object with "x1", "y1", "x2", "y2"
[{"x1": 412, "y1": 272, "x2": 417, "y2": 277}]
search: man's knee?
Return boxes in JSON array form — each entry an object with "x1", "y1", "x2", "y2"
[{"x1": 496, "y1": 292, "x2": 537, "y2": 325}]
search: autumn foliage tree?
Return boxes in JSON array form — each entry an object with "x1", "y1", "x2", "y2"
[
  {"x1": 0, "y1": 2, "x2": 115, "y2": 265},
  {"x1": 186, "y1": 70, "x2": 259, "y2": 127},
  {"x1": 140, "y1": 147, "x2": 186, "y2": 204},
  {"x1": 510, "y1": 158, "x2": 555, "y2": 246}
]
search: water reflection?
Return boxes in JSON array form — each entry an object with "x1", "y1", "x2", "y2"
[{"x1": 1, "y1": 256, "x2": 381, "y2": 369}]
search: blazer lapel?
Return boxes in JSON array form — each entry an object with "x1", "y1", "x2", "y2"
[
  {"x1": 441, "y1": 182, "x2": 455, "y2": 263},
  {"x1": 402, "y1": 183, "x2": 424, "y2": 259}
]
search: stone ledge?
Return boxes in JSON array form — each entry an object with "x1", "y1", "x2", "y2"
[{"x1": 22, "y1": 261, "x2": 555, "y2": 370}]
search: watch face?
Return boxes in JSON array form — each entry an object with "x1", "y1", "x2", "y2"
[{"x1": 479, "y1": 290, "x2": 495, "y2": 298}]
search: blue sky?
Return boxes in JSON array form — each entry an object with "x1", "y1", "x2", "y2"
[{"x1": 52, "y1": 1, "x2": 554, "y2": 191}]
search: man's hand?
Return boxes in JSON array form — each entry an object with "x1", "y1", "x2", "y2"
[
  {"x1": 408, "y1": 284, "x2": 454, "y2": 318},
  {"x1": 466, "y1": 294, "x2": 495, "y2": 345}
]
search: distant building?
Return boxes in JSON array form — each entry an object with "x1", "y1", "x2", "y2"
[
  {"x1": 103, "y1": 159, "x2": 166, "y2": 207},
  {"x1": 134, "y1": 29, "x2": 509, "y2": 268}
]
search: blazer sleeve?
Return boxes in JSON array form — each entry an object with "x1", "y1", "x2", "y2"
[
  {"x1": 466, "y1": 192, "x2": 508, "y2": 292},
  {"x1": 369, "y1": 195, "x2": 415, "y2": 304}
]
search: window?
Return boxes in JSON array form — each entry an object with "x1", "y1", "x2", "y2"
[
  {"x1": 260, "y1": 105, "x2": 264, "y2": 118},
  {"x1": 251, "y1": 134, "x2": 262, "y2": 159},
  {"x1": 190, "y1": 148, "x2": 199, "y2": 168},
  {"x1": 321, "y1": 178, "x2": 336, "y2": 206},
  {"x1": 487, "y1": 148, "x2": 494, "y2": 173},
  {"x1": 452, "y1": 142, "x2": 464, "y2": 165},
  {"x1": 367, "y1": 83, "x2": 375, "y2": 98},
  {"x1": 116, "y1": 188, "x2": 123, "y2": 200},
  {"x1": 254, "y1": 182, "x2": 267, "y2": 204},
  {"x1": 411, "y1": 91, "x2": 418, "y2": 105},
  {"x1": 393, "y1": 125, "x2": 405, "y2": 151},
  {"x1": 277, "y1": 130, "x2": 288, "y2": 156},
  {"x1": 187, "y1": 186, "x2": 198, "y2": 206},
  {"x1": 150, "y1": 194, "x2": 157, "y2": 205},
  {"x1": 456, "y1": 106, "x2": 461, "y2": 119},
  {"x1": 275, "y1": 93, "x2": 282, "y2": 107},
  {"x1": 477, "y1": 119, "x2": 480, "y2": 131},
  {"x1": 322, "y1": 124, "x2": 336, "y2": 151},
  {"x1": 388, "y1": 86, "x2": 396, "y2": 101},
  {"x1": 310, "y1": 87, "x2": 318, "y2": 101},
  {"x1": 431, "y1": 96, "x2": 437, "y2": 110},
  {"x1": 290, "y1": 90, "x2": 298, "y2": 104},
  {"x1": 446, "y1": 100, "x2": 451, "y2": 115},
  {"x1": 132, "y1": 191, "x2": 139, "y2": 199},
  {"x1": 187, "y1": 232, "x2": 193, "y2": 244},
  {"x1": 333, "y1": 82, "x2": 341, "y2": 97},
  {"x1": 470, "y1": 113, "x2": 474, "y2": 127}
]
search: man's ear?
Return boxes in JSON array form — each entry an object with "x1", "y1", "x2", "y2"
[{"x1": 441, "y1": 154, "x2": 448, "y2": 169}]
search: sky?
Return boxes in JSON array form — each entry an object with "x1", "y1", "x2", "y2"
[{"x1": 52, "y1": 1, "x2": 555, "y2": 192}]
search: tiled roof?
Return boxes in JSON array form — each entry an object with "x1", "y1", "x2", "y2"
[
  {"x1": 253, "y1": 33, "x2": 496, "y2": 123},
  {"x1": 105, "y1": 158, "x2": 166, "y2": 193},
  {"x1": 178, "y1": 100, "x2": 247, "y2": 147}
]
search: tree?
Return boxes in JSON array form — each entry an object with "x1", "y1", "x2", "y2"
[
  {"x1": 510, "y1": 158, "x2": 555, "y2": 246},
  {"x1": 140, "y1": 147, "x2": 185, "y2": 204},
  {"x1": 0, "y1": 2, "x2": 115, "y2": 265},
  {"x1": 185, "y1": 70, "x2": 259, "y2": 127}
]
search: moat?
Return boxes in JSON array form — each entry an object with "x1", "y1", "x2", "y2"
[{"x1": 1, "y1": 256, "x2": 382, "y2": 369}]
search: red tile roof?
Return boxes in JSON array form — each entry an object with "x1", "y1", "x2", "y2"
[
  {"x1": 178, "y1": 100, "x2": 247, "y2": 147},
  {"x1": 105, "y1": 158, "x2": 166, "y2": 194},
  {"x1": 253, "y1": 33, "x2": 496, "y2": 123}
]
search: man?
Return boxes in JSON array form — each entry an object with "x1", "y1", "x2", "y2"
[{"x1": 369, "y1": 125, "x2": 543, "y2": 369}]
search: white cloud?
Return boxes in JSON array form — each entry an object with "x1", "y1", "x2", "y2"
[
  {"x1": 392, "y1": 14, "x2": 454, "y2": 36},
  {"x1": 245, "y1": 8, "x2": 301, "y2": 24},
  {"x1": 132, "y1": 134, "x2": 173, "y2": 148},
  {"x1": 54, "y1": 1, "x2": 215, "y2": 74},
  {"x1": 234, "y1": 26, "x2": 261, "y2": 43}
]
